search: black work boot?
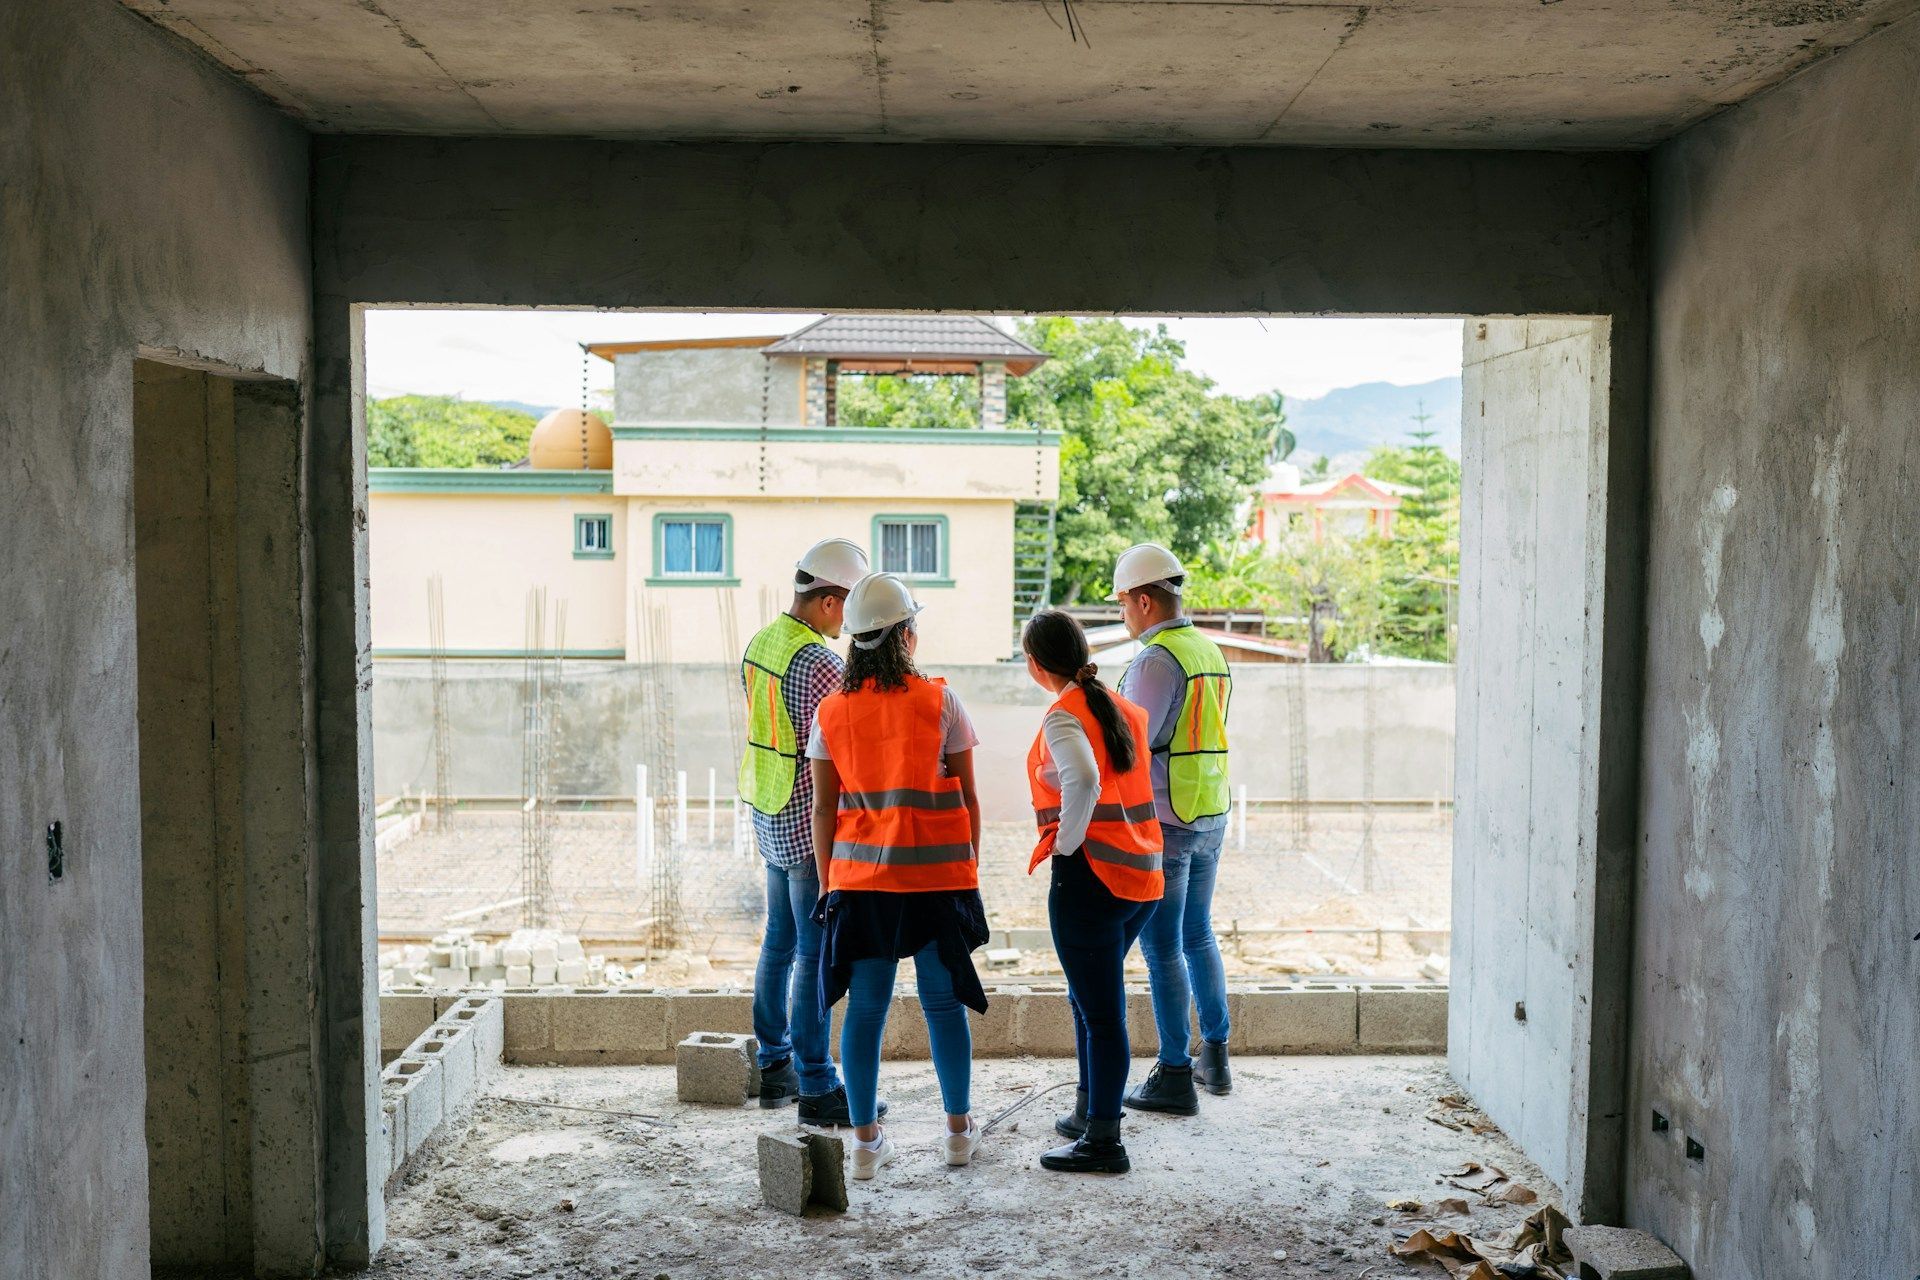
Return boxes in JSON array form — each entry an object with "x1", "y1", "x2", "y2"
[
  {"x1": 1040, "y1": 1116, "x2": 1130, "y2": 1173},
  {"x1": 798, "y1": 1085, "x2": 887, "y2": 1127},
  {"x1": 1123, "y1": 1062, "x2": 1200, "y2": 1116},
  {"x1": 758, "y1": 1059, "x2": 799, "y2": 1108},
  {"x1": 1055, "y1": 1087, "x2": 1089, "y2": 1140},
  {"x1": 1192, "y1": 1040, "x2": 1233, "y2": 1096}
]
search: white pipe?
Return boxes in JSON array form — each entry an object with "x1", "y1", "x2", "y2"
[
  {"x1": 675, "y1": 770, "x2": 688, "y2": 845},
  {"x1": 707, "y1": 767, "x2": 717, "y2": 844}
]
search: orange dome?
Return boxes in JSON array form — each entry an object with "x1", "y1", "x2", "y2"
[{"x1": 529, "y1": 408, "x2": 612, "y2": 470}]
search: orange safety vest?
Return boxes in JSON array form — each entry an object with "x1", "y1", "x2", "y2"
[
  {"x1": 816, "y1": 674, "x2": 977, "y2": 894},
  {"x1": 1027, "y1": 685, "x2": 1165, "y2": 903}
]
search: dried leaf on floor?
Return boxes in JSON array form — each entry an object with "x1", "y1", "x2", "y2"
[{"x1": 1388, "y1": 1198, "x2": 1424, "y2": 1212}]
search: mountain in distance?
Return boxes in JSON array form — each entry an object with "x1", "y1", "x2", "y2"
[
  {"x1": 488, "y1": 399, "x2": 560, "y2": 420},
  {"x1": 1281, "y1": 376, "x2": 1462, "y2": 469}
]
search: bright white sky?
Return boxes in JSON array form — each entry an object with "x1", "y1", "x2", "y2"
[{"x1": 363, "y1": 309, "x2": 1464, "y2": 407}]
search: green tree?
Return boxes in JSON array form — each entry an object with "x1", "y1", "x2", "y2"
[
  {"x1": 366, "y1": 395, "x2": 539, "y2": 468},
  {"x1": 1006, "y1": 318, "x2": 1280, "y2": 601},
  {"x1": 836, "y1": 372, "x2": 980, "y2": 430}
]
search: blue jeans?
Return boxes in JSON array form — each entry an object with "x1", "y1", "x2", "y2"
[
  {"x1": 753, "y1": 863, "x2": 839, "y2": 1095},
  {"x1": 1138, "y1": 825, "x2": 1231, "y2": 1066},
  {"x1": 1049, "y1": 852, "x2": 1157, "y2": 1121},
  {"x1": 840, "y1": 941, "x2": 971, "y2": 1128}
]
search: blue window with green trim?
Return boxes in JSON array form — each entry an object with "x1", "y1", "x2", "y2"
[
  {"x1": 875, "y1": 515, "x2": 947, "y2": 580},
  {"x1": 659, "y1": 516, "x2": 728, "y2": 577},
  {"x1": 574, "y1": 513, "x2": 613, "y2": 558}
]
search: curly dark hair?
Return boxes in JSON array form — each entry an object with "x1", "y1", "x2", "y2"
[{"x1": 841, "y1": 622, "x2": 920, "y2": 693}]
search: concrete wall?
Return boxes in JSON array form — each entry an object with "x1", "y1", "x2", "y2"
[
  {"x1": 371, "y1": 660, "x2": 1455, "y2": 821},
  {"x1": 1632, "y1": 17, "x2": 1920, "y2": 1277},
  {"x1": 613, "y1": 348, "x2": 804, "y2": 425},
  {"x1": 611, "y1": 429, "x2": 1061, "y2": 501},
  {"x1": 0, "y1": 2, "x2": 321, "y2": 1276},
  {"x1": 1453, "y1": 319, "x2": 1620, "y2": 1220},
  {"x1": 370, "y1": 492, "x2": 630, "y2": 654}
]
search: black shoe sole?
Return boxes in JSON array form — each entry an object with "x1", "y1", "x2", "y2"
[
  {"x1": 1039, "y1": 1154, "x2": 1132, "y2": 1173},
  {"x1": 760, "y1": 1093, "x2": 799, "y2": 1109},
  {"x1": 1122, "y1": 1095, "x2": 1199, "y2": 1116},
  {"x1": 1197, "y1": 1079, "x2": 1232, "y2": 1096}
]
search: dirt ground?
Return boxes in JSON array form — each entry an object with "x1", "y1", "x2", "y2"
[
  {"x1": 367, "y1": 1056, "x2": 1554, "y2": 1280},
  {"x1": 379, "y1": 811, "x2": 1453, "y2": 982}
]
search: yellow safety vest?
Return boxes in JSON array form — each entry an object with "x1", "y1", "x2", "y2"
[
  {"x1": 1146, "y1": 624, "x2": 1232, "y2": 822},
  {"x1": 739, "y1": 614, "x2": 825, "y2": 816}
]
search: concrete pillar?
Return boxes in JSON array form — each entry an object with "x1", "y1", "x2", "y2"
[
  {"x1": 979, "y1": 361, "x2": 1007, "y2": 429},
  {"x1": 134, "y1": 364, "x2": 329, "y2": 1275},
  {"x1": 802, "y1": 357, "x2": 829, "y2": 426}
]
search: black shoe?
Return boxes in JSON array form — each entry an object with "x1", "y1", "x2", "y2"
[
  {"x1": 1124, "y1": 1062, "x2": 1199, "y2": 1116},
  {"x1": 1040, "y1": 1117, "x2": 1130, "y2": 1173},
  {"x1": 798, "y1": 1085, "x2": 887, "y2": 1127},
  {"x1": 1192, "y1": 1040, "x2": 1233, "y2": 1096},
  {"x1": 758, "y1": 1059, "x2": 800, "y2": 1108},
  {"x1": 1055, "y1": 1088, "x2": 1088, "y2": 1140}
]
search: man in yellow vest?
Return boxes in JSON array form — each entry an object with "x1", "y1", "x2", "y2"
[
  {"x1": 1111, "y1": 543, "x2": 1235, "y2": 1117},
  {"x1": 740, "y1": 537, "x2": 886, "y2": 1127}
]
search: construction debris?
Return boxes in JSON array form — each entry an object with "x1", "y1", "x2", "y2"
[
  {"x1": 381, "y1": 927, "x2": 622, "y2": 990},
  {"x1": 1389, "y1": 1203, "x2": 1574, "y2": 1279},
  {"x1": 676, "y1": 1031, "x2": 758, "y2": 1105}
]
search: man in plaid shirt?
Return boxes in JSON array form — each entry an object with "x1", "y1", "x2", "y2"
[{"x1": 738, "y1": 539, "x2": 884, "y2": 1128}]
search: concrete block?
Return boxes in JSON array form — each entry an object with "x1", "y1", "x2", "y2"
[
  {"x1": 1016, "y1": 987, "x2": 1078, "y2": 1056},
  {"x1": 379, "y1": 1091, "x2": 407, "y2": 1179},
  {"x1": 758, "y1": 1131, "x2": 848, "y2": 1215},
  {"x1": 1563, "y1": 1226, "x2": 1688, "y2": 1279},
  {"x1": 1125, "y1": 986, "x2": 1159, "y2": 1057},
  {"x1": 881, "y1": 993, "x2": 931, "y2": 1061},
  {"x1": 531, "y1": 963, "x2": 556, "y2": 985},
  {"x1": 443, "y1": 997, "x2": 505, "y2": 1071},
  {"x1": 501, "y1": 993, "x2": 553, "y2": 1056},
  {"x1": 550, "y1": 991, "x2": 669, "y2": 1064},
  {"x1": 971, "y1": 990, "x2": 1017, "y2": 1057},
  {"x1": 1357, "y1": 985, "x2": 1448, "y2": 1052},
  {"x1": 557, "y1": 958, "x2": 588, "y2": 984},
  {"x1": 506, "y1": 965, "x2": 532, "y2": 986},
  {"x1": 503, "y1": 945, "x2": 532, "y2": 968},
  {"x1": 1237, "y1": 985, "x2": 1358, "y2": 1053},
  {"x1": 385, "y1": 1058, "x2": 443, "y2": 1156},
  {"x1": 677, "y1": 1031, "x2": 757, "y2": 1104},
  {"x1": 380, "y1": 994, "x2": 436, "y2": 1060},
  {"x1": 412, "y1": 1027, "x2": 476, "y2": 1114},
  {"x1": 664, "y1": 988, "x2": 755, "y2": 1042}
]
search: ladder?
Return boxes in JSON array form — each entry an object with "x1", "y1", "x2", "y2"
[{"x1": 1011, "y1": 500, "x2": 1057, "y2": 650}]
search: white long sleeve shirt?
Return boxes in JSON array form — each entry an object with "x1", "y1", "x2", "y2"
[{"x1": 1039, "y1": 708, "x2": 1101, "y2": 856}]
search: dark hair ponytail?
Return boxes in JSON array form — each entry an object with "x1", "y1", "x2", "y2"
[
  {"x1": 1021, "y1": 609, "x2": 1138, "y2": 773},
  {"x1": 842, "y1": 621, "x2": 919, "y2": 693}
]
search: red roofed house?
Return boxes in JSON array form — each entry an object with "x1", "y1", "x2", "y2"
[{"x1": 1248, "y1": 460, "x2": 1419, "y2": 546}]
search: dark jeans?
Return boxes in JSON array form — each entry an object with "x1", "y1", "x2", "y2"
[
  {"x1": 752, "y1": 862, "x2": 839, "y2": 1095},
  {"x1": 1048, "y1": 853, "x2": 1157, "y2": 1122}
]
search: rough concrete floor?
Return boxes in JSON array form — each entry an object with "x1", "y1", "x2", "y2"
[{"x1": 367, "y1": 1056, "x2": 1555, "y2": 1280}]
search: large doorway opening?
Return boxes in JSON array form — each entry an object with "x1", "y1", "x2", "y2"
[{"x1": 133, "y1": 357, "x2": 318, "y2": 1277}]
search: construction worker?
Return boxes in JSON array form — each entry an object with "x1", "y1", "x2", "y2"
[
  {"x1": 1111, "y1": 543, "x2": 1235, "y2": 1116},
  {"x1": 807, "y1": 572, "x2": 987, "y2": 1180},
  {"x1": 1021, "y1": 609, "x2": 1163, "y2": 1174},
  {"x1": 738, "y1": 537, "x2": 882, "y2": 1128}
]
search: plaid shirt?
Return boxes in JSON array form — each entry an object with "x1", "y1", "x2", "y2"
[{"x1": 745, "y1": 640, "x2": 843, "y2": 869}]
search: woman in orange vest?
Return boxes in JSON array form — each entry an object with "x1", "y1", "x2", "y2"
[
  {"x1": 808, "y1": 573, "x2": 988, "y2": 1181},
  {"x1": 1022, "y1": 608, "x2": 1164, "y2": 1173}
]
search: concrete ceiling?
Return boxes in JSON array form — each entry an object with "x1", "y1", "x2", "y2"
[{"x1": 122, "y1": 0, "x2": 1918, "y2": 148}]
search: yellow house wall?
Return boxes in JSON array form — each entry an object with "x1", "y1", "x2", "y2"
[
  {"x1": 614, "y1": 434, "x2": 1059, "y2": 502},
  {"x1": 369, "y1": 493, "x2": 628, "y2": 654},
  {"x1": 628, "y1": 497, "x2": 1016, "y2": 665}
]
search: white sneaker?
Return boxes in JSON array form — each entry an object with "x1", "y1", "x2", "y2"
[
  {"x1": 942, "y1": 1119, "x2": 980, "y2": 1167},
  {"x1": 851, "y1": 1133, "x2": 893, "y2": 1181}
]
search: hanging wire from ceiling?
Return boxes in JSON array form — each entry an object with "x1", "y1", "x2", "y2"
[{"x1": 1039, "y1": 0, "x2": 1092, "y2": 47}]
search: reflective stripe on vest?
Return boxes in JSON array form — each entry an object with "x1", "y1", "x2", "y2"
[
  {"x1": 816, "y1": 674, "x2": 977, "y2": 894},
  {"x1": 1027, "y1": 685, "x2": 1164, "y2": 903},
  {"x1": 738, "y1": 614, "x2": 825, "y2": 816},
  {"x1": 1146, "y1": 625, "x2": 1233, "y2": 823}
]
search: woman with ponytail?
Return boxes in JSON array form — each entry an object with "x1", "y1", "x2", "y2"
[{"x1": 1021, "y1": 609, "x2": 1164, "y2": 1173}]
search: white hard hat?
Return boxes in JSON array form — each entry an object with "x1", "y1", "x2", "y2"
[
  {"x1": 843, "y1": 572, "x2": 924, "y2": 646},
  {"x1": 1109, "y1": 543, "x2": 1187, "y2": 600},
  {"x1": 795, "y1": 537, "x2": 869, "y2": 591}
]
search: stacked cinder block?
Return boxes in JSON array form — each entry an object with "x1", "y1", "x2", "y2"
[
  {"x1": 378, "y1": 996, "x2": 504, "y2": 1188},
  {"x1": 1563, "y1": 1226, "x2": 1689, "y2": 1279},
  {"x1": 378, "y1": 980, "x2": 1451, "y2": 1067}
]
